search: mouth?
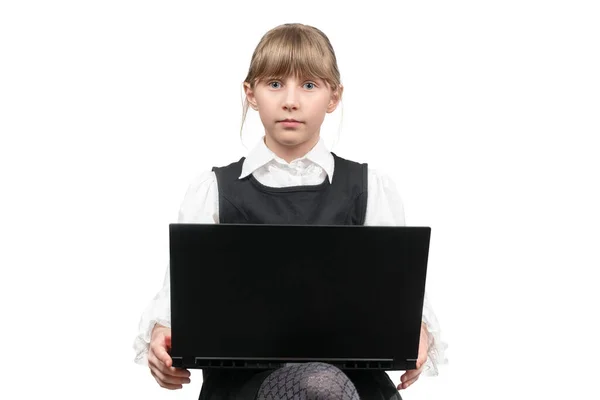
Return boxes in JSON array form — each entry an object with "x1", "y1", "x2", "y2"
[{"x1": 277, "y1": 119, "x2": 303, "y2": 128}]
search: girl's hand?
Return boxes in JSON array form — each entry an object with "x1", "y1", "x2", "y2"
[
  {"x1": 148, "y1": 324, "x2": 191, "y2": 390},
  {"x1": 397, "y1": 322, "x2": 429, "y2": 390}
]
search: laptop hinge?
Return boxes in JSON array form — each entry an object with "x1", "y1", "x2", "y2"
[{"x1": 193, "y1": 358, "x2": 395, "y2": 369}]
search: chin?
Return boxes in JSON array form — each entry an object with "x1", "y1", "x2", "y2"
[
  {"x1": 279, "y1": 138, "x2": 305, "y2": 147},
  {"x1": 274, "y1": 131, "x2": 309, "y2": 146}
]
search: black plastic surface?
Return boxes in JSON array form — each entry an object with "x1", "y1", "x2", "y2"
[{"x1": 169, "y1": 224, "x2": 430, "y2": 371}]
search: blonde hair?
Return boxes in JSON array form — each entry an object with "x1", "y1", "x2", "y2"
[{"x1": 240, "y1": 23, "x2": 343, "y2": 137}]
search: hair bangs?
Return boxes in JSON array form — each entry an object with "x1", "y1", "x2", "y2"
[{"x1": 247, "y1": 25, "x2": 339, "y2": 89}]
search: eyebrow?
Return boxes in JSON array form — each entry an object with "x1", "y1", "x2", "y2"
[{"x1": 262, "y1": 76, "x2": 323, "y2": 83}]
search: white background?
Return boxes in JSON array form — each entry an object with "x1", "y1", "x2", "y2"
[{"x1": 1, "y1": 1, "x2": 599, "y2": 399}]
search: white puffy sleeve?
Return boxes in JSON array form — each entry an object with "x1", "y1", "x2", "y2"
[{"x1": 132, "y1": 171, "x2": 219, "y2": 365}]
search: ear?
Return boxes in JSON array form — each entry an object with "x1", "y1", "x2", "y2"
[
  {"x1": 244, "y1": 81, "x2": 259, "y2": 110},
  {"x1": 326, "y1": 84, "x2": 343, "y2": 113}
]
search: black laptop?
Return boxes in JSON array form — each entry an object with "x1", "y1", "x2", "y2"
[{"x1": 169, "y1": 223, "x2": 431, "y2": 371}]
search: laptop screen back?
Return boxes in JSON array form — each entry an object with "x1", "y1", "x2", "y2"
[{"x1": 169, "y1": 224, "x2": 430, "y2": 370}]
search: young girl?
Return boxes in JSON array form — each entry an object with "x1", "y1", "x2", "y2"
[{"x1": 134, "y1": 23, "x2": 447, "y2": 400}]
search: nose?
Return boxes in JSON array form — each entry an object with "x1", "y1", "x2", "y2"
[{"x1": 282, "y1": 86, "x2": 299, "y2": 111}]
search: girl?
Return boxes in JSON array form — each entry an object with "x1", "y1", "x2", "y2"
[{"x1": 134, "y1": 23, "x2": 447, "y2": 400}]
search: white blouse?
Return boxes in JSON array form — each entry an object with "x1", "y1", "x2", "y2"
[{"x1": 133, "y1": 137, "x2": 448, "y2": 376}]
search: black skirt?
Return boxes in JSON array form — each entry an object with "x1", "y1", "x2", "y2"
[{"x1": 198, "y1": 368, "x2": 403, "y2": 400}]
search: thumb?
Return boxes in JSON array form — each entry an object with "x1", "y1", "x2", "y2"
[
  {"x1": 163, "y1": 333, "x2": 174, "y2": 368},
  {"x1": 154, "y1": 334, "x2": 173, "y2": 367},
  {"x1": 416, "y1": 350, "x2": 428, "y2": 370}
]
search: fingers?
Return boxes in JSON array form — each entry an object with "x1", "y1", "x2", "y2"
[
  {"x1": 149, "y1": 348, "x2": 190, "y2": 376},
  {"x1": 400, "y1": 369, "x2": 419, "y2": 382},
  {"x1": 148, "y1": 355, "x2": 191, "y2": 389},
  {"x1": 397, "y1": 368, "x2": 422, "y2": 390},
  {"x1": 397, "y1": 374, "x2": 420, "y2": 390},
  {"x1": 151, "y1": 369, "x2": 188, "y2": 390},
  {"x1": 150, "y1": 364, "x2": 191, "y2": 385},
  {"x1": 149, "y1": 349, "x2": 189, "y2": 375},
  {"x1": 148, "y1": 330, "x2": 191, "y2": 390}
]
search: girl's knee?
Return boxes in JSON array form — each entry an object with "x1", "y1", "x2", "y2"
[
  {"x1": 302, "y1": 363, "x2": 357, "y2": 399},
  {"x1": 257, "y1": 362, "x2": 359, "y2": 400}
]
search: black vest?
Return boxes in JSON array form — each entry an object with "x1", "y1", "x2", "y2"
[{"x1": 212, "y1": 153, "x2": 368, "y2": 225}]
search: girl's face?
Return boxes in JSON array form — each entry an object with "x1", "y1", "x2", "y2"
[{"x1": 245, "y1": 76, "x2": 341, "y2": 161}]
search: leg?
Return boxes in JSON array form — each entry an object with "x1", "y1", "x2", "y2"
[
  {"x1": 198, "y1": 365, "x2": 402, "y2": 400},
  {"x1": 199, "y1": 369, "x2": 274, "y2": 400},
  {"x1": 256, "y1": 362, "x2": 360, "y2": 400},
  {"x1": 343, "y1": 370, "x2": 403, "y2": 400}
]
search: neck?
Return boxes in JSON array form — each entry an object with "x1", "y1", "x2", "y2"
[{"x1": 264, "y1": 134, "x2": 320, "y2": 163}]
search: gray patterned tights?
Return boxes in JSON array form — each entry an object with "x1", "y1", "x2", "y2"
[{"x1": 256, "y1": 362, "x2": 360, "y2": 400}]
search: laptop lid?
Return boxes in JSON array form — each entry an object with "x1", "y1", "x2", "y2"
[{"x1": 169, "y1": 223, "x2": 431, "y2": 371}]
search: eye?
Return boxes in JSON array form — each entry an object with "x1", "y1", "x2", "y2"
[
  {"x1": 303, "y1": 82, "x2": 316, "y2": 90},
  {"x1": 268, "y1": 81, "x2": 281, "y2": 89}
]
